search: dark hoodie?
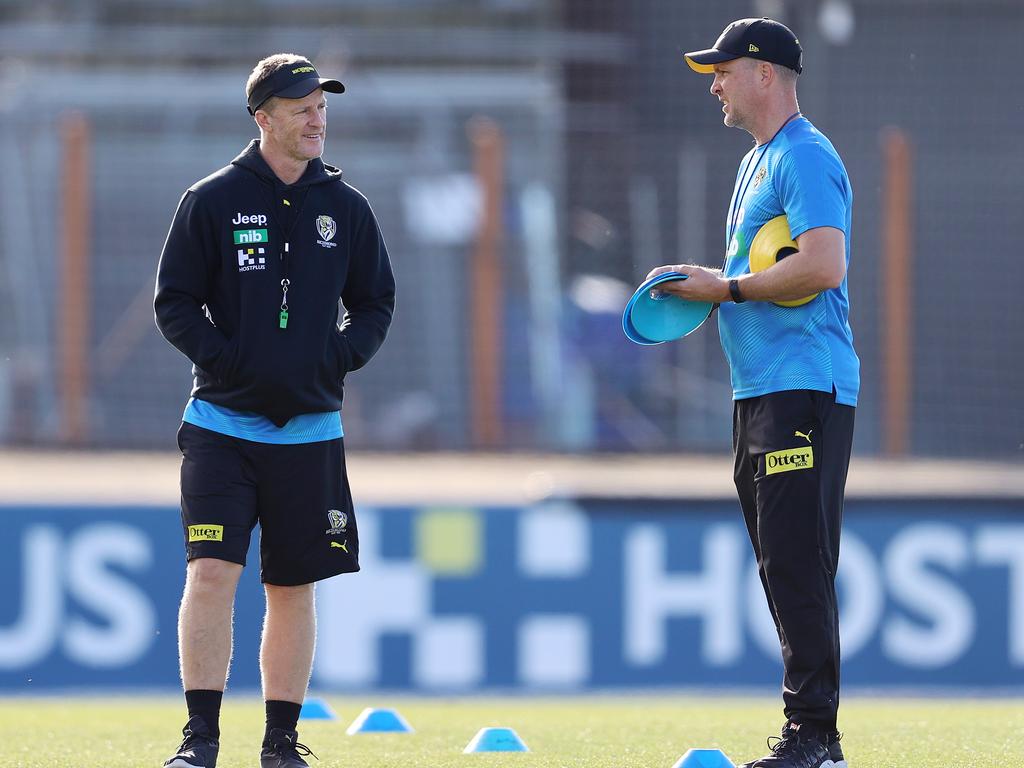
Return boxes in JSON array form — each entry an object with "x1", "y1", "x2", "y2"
[{"x1": 155, "y1": 140, "x2": 395, "y2": 427}]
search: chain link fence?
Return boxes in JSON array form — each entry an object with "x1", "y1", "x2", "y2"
[{"x1": 0, "y1": 0, "x2": 1021, "y2": 458}]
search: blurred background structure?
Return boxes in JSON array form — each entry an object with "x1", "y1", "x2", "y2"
[
  {"x1": 0, "y1": 0, "x2": 1022, "y2": 458},
  {"x1": 3, "y1": 0, "x2": 1024, "y2": 701}
]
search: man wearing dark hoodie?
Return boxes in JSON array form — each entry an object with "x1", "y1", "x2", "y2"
[{"x1": 155, "y1": 54, "x2": 395, "y2": 768}]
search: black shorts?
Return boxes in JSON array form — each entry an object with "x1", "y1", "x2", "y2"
[{"x1": 177, "y1": 422, "x2": 359, "y2": 586}]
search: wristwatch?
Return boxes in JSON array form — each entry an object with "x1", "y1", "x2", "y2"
[{"x1": 729, "y1": 278, "x2": 746, "y2": 304}]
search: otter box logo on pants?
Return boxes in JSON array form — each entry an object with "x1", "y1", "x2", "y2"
[
  {"x1": 188, "y1": 524, "x2": 224, "y2": 542},
  {"x1": 765, "y1": 446, "x2": 813, "y2": 475}
]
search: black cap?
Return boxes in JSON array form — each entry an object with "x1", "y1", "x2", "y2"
[
  {"x1": 247, "y1": 60, "x2": 345, "y2": 115},
  {"x1": 684, "y1": 18, "x2": 803, "y2": 75}
]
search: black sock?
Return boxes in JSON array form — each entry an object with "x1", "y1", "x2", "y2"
[
  {"x1": 185, "y1": 689, "x2": 223, "y2": 739},
  {"x1": 264, "y1": 700, "x2": 303, "y2": 744}
]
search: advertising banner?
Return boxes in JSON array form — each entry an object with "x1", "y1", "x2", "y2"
[{"x1": 2, "y1": 499, "x2": 1022, "y2": 691}]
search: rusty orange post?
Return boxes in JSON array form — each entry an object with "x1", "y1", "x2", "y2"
[
  {"x1": 468, "y1": 117, "x2": 505, "y2": 449},
  {"x1": 881, "y1": 128, "x2": 912, "y2": 457},
  {"x1": 59, "y1": 112, "x2": 92, "y2": 445}
]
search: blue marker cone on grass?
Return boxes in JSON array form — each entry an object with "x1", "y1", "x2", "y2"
[
  {"x1": 672, "y1": 748, "x2": 735, "y2": 768},
  {"x1": 299, "y1": 697, "x2": 337, "y2": 721},
  {"x1": 346, "y1": 707, "x2": 414, "y2": 734},
  {"x1": 463, "y1": 727, "x2": 529, "y2": 753}
]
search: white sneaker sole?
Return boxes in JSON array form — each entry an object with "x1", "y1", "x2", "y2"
[
  {"x1": 164, "y1": 760, "x2": 206, "y2": 768},
  {"x1": 739, "y1": 755, "x2": 847, "y2": 768}
]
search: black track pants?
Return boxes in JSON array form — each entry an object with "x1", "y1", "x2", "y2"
[{"x1": 733, "y1": 388, "x2": 855, "y2": 729}]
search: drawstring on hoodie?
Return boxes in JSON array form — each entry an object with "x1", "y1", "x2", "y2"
[{"x1": 259, "y1": 185, "x2": 309, "y2": 330}]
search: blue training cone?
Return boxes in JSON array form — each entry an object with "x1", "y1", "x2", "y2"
[
  {"x1": 671, "y1": 748, "x2": 735, "y2": 768},
  {"x1": 299, "y1": 697, "x2": 337, "y2": 721},
  {"x1": 346, "y1": 707, "x2": 414, "y2": 734},
  {"x1": 463, "y1": 727, "x2": 529, "y2": 753}
]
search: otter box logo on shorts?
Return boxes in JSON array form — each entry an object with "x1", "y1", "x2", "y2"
[
  {"x1": 188, "y1": 524, "x2": 224, "y2": 542},
  {"x1": 765, "y1": 446, "x2": 814, "y2": 475},
  {"x1": 316, "y1": 215, "x2": 337, "y2": 248},
  {"x1": 237, "y1": 247, "x2": 266, "y2": 272},
  {"x1": 326, "y1": 509, "x2": 348, "y2": 535}
]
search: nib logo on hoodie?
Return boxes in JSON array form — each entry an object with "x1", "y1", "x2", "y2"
[{"x1": 234, "y1": 215, "x2": 269, "y2": 272}]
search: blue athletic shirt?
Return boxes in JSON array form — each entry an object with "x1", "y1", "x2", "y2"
[
  {"x1": 719, "y1": 116, "x2": 860, "y2": 406},
  {"x1": 183, "y1": 397, "x2": 343, "y2": 444}
]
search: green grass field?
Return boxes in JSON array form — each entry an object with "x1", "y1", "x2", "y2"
[{"x1": 3, "y1": 695, "x2": 1023, "y2": 767}]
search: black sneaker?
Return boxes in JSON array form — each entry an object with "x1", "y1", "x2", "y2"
[
  {"x1": 260, "y1": 728, "x2": 318, "y2": 768},
  {"x1": 164, "y1": 715, "x2": 219, "y2": 768},
  {"x1": 827, "y1": 731, "x2": 848, "y2": 768},
  {"x1": 738, "y1": 722, "x2": 842, "y2": 768}
]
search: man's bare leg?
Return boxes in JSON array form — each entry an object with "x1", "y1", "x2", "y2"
[
  {"x1": 259, "y1": 582, "x2": 316, "y2": 758},
  {"x1": 261, "y1": 583, "x2": 316, "y2": 700},
  {"x1": 179, "y1": 558, "x2": 244, "y2": 691},
  {"x1": 165, "y1": 558, "x2": 243, "y2": 767}
]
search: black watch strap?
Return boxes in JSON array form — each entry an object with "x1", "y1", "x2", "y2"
[{"x1": 729, "y1": 278, "x2": 746, "y2": 304}]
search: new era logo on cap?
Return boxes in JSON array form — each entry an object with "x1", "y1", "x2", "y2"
[{"x1": 685, "y1": 17, "x2": 803, "y2": 74}]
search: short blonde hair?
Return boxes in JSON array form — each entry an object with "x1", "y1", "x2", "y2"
[
  {"x1": 773, "y1": 62, "x2": 800, "y2": 86},
  {"x1": 245, "y1": 53, "x2": 312, "y2": 111}
]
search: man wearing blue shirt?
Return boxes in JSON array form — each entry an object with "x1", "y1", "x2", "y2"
[{"x1": 650, "y1": 18, "x2": 857, "y2": 768}]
